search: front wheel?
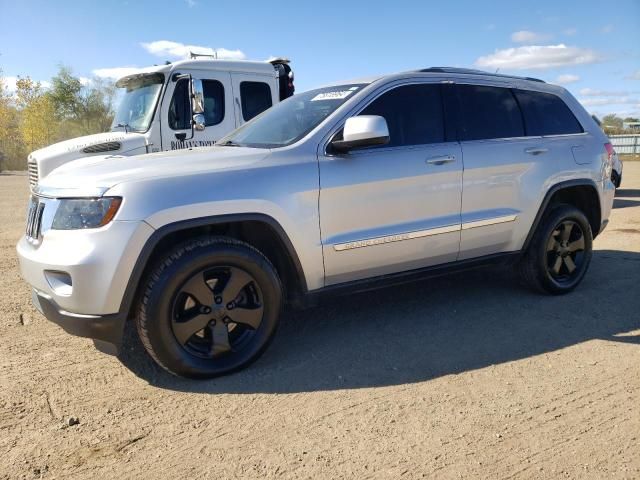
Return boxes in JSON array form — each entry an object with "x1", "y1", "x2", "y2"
[
  {"x1": 136, "y1": 237, "x2": 283, "y2": 379},
  {"x1": 519, "y1": 204, "x2": 593, "y2": 294}
]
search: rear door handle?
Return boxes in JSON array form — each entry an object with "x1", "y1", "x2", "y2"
[
  {"x1": 524, "y1": 147, "x2": 548, "y2": 155},
  {"x1": 426, "y1": 154, "x2": 455, "y2": 165}
]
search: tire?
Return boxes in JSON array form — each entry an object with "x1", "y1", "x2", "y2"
[
  {"x1": 519, "y1": 204, "x2": 593, "y2": 295},
  {"x1": 136, "y1": 236, "x2": 283, "y2": 379}
]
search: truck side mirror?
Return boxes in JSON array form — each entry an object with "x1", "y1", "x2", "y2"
[
  {"x1": 193, "y1": 113, "x2": 206, "y2": 131},
  {"x1": 191, "y1": 79, "x2": 205, "y2": 114}
]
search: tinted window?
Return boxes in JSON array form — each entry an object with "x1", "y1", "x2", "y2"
[
  {"x1": 202, "y1": 80, "x2": 225, "y2": 126},
  {"x1": 457, "y1": 84, "x2": 524, "y2": 140},
  {"x1": 359, "y1": 84, "x2": 445, "y2": 147},
  {"x1": 168, "y1": 79, "x2": 190, "y2": 130},
  {"x1": 240, "y1": 82, "x2": 273, "y2": 121},
  {"x1": 168, "y1": 79, "x2": 225, "y2": 130},
  {"x1": 513, "y1": 89, "x2": 583, "y2": 136}
]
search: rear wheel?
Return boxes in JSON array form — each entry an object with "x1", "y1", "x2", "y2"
[
  {"x1": 519, "y1": 204, "x2": 593, "y2": 294},
  {"x1": 136, "y1": 237, "x2": 282, "y2": 379}
]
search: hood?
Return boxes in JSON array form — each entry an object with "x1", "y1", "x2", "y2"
[
  {"x1": 31, "y1": 131, "x2": 148, "y2": 179},
  {"x1": 36, "y1": 146, "x2": 271, "y2": 197}
]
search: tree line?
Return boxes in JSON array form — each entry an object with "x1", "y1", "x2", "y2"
[{"x1": 0, "y1": 66, "x2": 116, "y2": 171}]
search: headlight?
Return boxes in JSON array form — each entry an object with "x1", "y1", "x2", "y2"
[{"x1": 52, "y1": 197, "x2": 122, "y2": 230}]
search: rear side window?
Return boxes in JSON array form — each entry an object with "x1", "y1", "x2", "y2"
[
  {"x1": 457, "y1": 84, "x2": 524, "y2": 141},
  {"x1": 513, "y1": 89, "x2": 583, "y2": 136},
  {"x1": 169, "y1": 79, "x2": 225, "y2": 130},
  {"x1": 240, "y1": 82, "x2": 273, "y2": 121},
  {"x1": 359, "y1": 83, "x2": 445, "y2": 147}
]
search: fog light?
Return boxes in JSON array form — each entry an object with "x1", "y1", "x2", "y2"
[{"x1": 44, "y1": 270, "x2": 73, "y2": 296}]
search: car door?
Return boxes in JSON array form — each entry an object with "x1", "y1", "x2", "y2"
[
  {"x1": 319, "y1": 82, "x2": 463, "y2": 285},
  {"x1": 160, "y1": 70, "x2": 235, "y2": 151},
  {"x1": 454, "y1": 82, "x2": 541, "y2": 260},
  {"x1": 231, "y1": 73, "x2": 277, "y2": 126}
]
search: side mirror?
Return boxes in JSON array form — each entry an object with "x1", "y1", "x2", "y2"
[
  {"x1": 331, "y1": 115, "x2": 390, "y2": 153},
  {"x1": 191, "y1": 79, "x2": 205, "y2": 114},
  {"x1": 193, "y1": 113, "x2": 205, "y2": 131}
]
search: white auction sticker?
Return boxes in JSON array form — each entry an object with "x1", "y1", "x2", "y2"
[{"x1": 311, "y1": 90, "x2": 354, "y2": 101}]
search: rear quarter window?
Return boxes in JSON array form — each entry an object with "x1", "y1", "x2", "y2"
[{"x1": 513, "y1": 89, "x2": 583, "y2": 136}]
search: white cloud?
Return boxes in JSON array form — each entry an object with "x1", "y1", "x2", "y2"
[
  {"x1": 2, "y1": 75, "x2": 51, "y2": 93},
  {"x1": 601, "y1": 24, "x2": 614, "y2": 34},
  {"x1": 554, "y1": 74, "x2": 580, "y2": 85},
  {"x1": 511, "y1": 30, "x2": 552, "y2": 43},
  {"x1": 92, "y1": 67, "x2": 143, "y2": 80},
  {"x1": 563, "y1": 27, "x2": 578, "y2": 36},
  {"x1": 184, "y1": 0, "x2": 196, "y2": 6},
  {"x1": 140, "y1": 40, "x2": 245, "y2": 60},
  {"x1": 627, "y1": 71, "x2": 640, "y2": 80},
  {"x1": 79, "y1": 76, "x2": 93, "y2": 86},
  {"x1": 579, "y1": 88, "x2": 636, "y2": 97},
  {"x1": 579, "y1": 97, "x2": 639, "y2": 107},
  {"x1": 475, "y1": 44, "x2": 602, "y2": 70}
]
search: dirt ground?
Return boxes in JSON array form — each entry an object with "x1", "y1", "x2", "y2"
[{"x1": 1, "y1": 165, "x2": 639, "y2": 480}]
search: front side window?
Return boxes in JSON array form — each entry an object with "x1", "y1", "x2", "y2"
[
  {"x1": 111, "y1": 73, "x2": 164, "y2": 133},
  {"x1": 219, "y1": 83, "x2": 366, "y2": 148},
  {"x1": 168, "y1": 79, "x2": 225, "y2": 130},
  {"x1": 457, "y1": 84, "x2": 524, "y2": 141},
  {"x1": 359, "y1": 84, "x2": 445, "y2": 147},
  {"x1": 513, "y1": 89, "x2": 583, "y2": 136},
  {"x1": 240, "y1": 82, "x2": 273, "y2": 121}
]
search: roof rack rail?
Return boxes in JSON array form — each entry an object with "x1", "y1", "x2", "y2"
[{"x1": 418, "y1": 67, "x2": 545, "y2": 83}]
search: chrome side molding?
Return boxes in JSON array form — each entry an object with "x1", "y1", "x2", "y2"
[{"x1": 333, "y1": 214, "x2": 518, "y2": 251}]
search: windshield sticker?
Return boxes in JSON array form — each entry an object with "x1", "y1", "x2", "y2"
[{"x1": 311, "y1": 90, "x2": 356, "y2": 101}]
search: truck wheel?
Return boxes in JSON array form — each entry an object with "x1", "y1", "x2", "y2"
[
  {"x1": 519, "y1": 204, "x2": 593, "y2": 295},
  {"x1": 136, "y1": 236, "x2": 283, "y2": 379}
]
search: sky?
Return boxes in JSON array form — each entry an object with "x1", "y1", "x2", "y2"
[{"x1": 1, "y1": 0, "x2": 639, "y2": 118}]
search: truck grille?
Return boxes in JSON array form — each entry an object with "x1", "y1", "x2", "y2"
[
  {"x1": 25, "y1": 197, "x2": 45, "y2": 241},
  {"x1": 27, "y1": 158, "x2": 39, "y2": 188}
]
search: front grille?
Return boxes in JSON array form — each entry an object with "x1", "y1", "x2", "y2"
[
  {"x1": 82, "y1": 141, "x2": 121, "y2": 154},
  {"x1": 27, "y1": 158, "x2": 38, "y2": 188},
  {"x1": 25, "y1": 197, "x2": 45, "y2": 241}
]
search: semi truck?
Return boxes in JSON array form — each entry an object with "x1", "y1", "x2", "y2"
[{"x1": 27, "y1": 56, "x2": 294, "y2": 188}]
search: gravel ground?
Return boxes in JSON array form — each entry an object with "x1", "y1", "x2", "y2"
[{"x1": 1, "y1": 165, "x2": 639, "y2": 479}]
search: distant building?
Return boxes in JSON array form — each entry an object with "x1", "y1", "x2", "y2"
[{"x1": 623, "y1": 121, "x2": 640, "y2": 131}]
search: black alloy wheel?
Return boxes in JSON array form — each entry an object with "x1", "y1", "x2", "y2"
[
  {"x1": 136, "y1": 237, "x2": 283, "y2": 379},
  {"x1": 545, "y1": 220, "x2": 586, "y2": 284},
  {"x1": 519, "y1": 204, "x2": 593, "y2": 294},
  {"x1": 171, "y1": 266, "x2": 264, "y2": 359}
]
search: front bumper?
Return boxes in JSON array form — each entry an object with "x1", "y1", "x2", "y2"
[
  {"x1": 17, "y1": 220, "x2": 154, "y2": 314},
  {"x1": 32, "y1": 289, "x2": 125, "y2": 354}
]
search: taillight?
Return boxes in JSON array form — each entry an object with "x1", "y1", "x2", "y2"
[{"x1": 605, "y1": 143, "x2": 615, "y2": 163}]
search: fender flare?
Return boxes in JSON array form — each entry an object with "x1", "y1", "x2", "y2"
[
  {"x1": 117, "y1": 213, "x2": 308, "y2": 318},
  {"x1": 521, "y1": 178, "x2": 600, "y2": 251}
]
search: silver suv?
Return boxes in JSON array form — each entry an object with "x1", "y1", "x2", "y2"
[{"x1": 17, "y1": 67, "x2": 617, "y2": 378}]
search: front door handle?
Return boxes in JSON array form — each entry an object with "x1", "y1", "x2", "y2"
[
  {"x1": 426, "y1": 154, "x2": 455, "y2": 165},
  {"x1": 524, "y1": 147, "x2": 549, "y2": 155}
]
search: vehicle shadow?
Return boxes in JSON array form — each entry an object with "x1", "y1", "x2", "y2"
[
  {"x1": 614, "y1": 188, "x2": 640, "y2": 209},
  {"x1": 119, "y1": 249, "x2": 640, "y2": 394}
]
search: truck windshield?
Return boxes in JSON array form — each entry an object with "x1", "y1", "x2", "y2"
[
  {"x1": 111, "y1": 73, "x2": 164, "y2": 133},
  {"x1": 218, "y1": 83, "x2": 366, "y2": 148}
]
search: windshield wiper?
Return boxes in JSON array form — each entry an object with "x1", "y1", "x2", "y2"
[{"x1": 216, "y1": 140, "x2": 243, "y2": 147}]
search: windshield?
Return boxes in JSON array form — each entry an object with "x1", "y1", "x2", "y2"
[
  {"x1": 219, "y1": 83, "x2": 367, "y2": 148},
  {"x1": 111, "y1": 73, "x2": 164, "y2": 133}
]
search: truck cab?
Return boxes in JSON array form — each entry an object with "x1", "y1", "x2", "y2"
[{"x1": 27, "y1": 57, "x2": 294, "y2": 189}]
